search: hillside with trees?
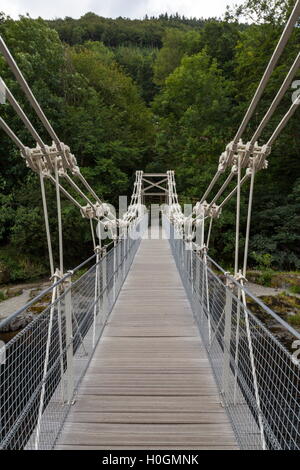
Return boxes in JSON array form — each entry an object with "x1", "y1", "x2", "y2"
[{"x1": 0, "y1": 0, "x2": 299, "y2": 284}]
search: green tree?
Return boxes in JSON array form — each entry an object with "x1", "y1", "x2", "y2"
[
  {"x1": 153, "y1": 29, "x2": 202, "y2": 85},
  {"x1": 226, "y1": 0, "x2": 297, "y2": 25},
  {"x1": 152, "y1": 50, "x2": 234, "y2": 199},
  {"x1": 114, "y1": 45, "x2": 158, "y2": 102}
]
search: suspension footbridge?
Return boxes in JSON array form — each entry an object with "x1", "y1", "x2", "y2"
[
  {"x1": 0, "y1": 1, "x2": 300, "y2": 451},
  {"x1": 56, "y1": 232, "x2": 237, "y2": 450}
]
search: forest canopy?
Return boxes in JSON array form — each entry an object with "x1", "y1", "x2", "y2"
[{"x1": 0, "y1": 0, "x2": 299, "y2": 283}]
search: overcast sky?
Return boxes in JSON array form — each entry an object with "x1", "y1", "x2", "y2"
[{"x1": 1, "y1": 0, "x2": 244, "y2": 20}]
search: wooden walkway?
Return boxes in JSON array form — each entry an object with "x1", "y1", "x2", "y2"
[{"x1": 56, "y1": 233, "x2": 238, "y2": 450}]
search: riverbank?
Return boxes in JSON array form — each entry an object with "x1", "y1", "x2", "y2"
[{"x1": 0, "y1": 279, "x2": 50, "y2": 318}]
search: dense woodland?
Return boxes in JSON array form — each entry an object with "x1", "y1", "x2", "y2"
[{"x1": 0, "y1": 0, "x2": 299, "y2": 283}]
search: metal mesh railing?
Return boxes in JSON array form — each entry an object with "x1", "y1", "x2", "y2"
[
  {"x1": 0, "y1": 214, "x2": 148, "y2": 450},
  {"x1": 164, "y1": 215, "x2": 300, "y2": 450}
]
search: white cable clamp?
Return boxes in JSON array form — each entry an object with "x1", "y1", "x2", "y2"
[
  {"x1": 224, "y1": 271, "x2": 235, "y2": 289},
  {"x1": 209, "y1": 203, "x2": 222, "y2": 219},
  {"x1": 234, "y1": 270, "x2": 247, "y2": 283},
  {"x1": 50, "y1": 267, "x2": 63, "y2": 282},
  {"x1": 21, "y1": 141, "x2": 79, "y2": 176},
  {"x1": 193, "y1": 201, "x2": 209, "y2": 218},
  {"x1": 94, "y1": 245, "x2": 102, "y2": 255},
  {"x1": 80, "y1": 204, "x2": 95, "y2": 219},
  {"x1": 218, "y1": 141, "x2": 237, "y2": 172},
  {"x1": 21, "y1": 145, "x2": 45, "y2": 173},
  {"x1": 103, "y1": 219, "x2": 117, "y2": 232},
  {"x1": 197, "y1": 244, "x2": 208, "y2": 255},
  {"x1": 94, "y1": 202, "x2": 112, "y2": 219},
  {"x1": 251, "y1": 142, "x2": 271, "y2": 171},
  {"x1": 233, "y1": 140, "x2": 253, "y2": 170}
]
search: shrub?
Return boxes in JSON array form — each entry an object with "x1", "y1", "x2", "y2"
[{"x1": 289, "y1": 285, "x2": 300, "y2": 295}]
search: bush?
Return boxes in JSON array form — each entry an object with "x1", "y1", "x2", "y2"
[
  {"x1": 256, "y1": 270, "x2": 274, "y2": 287},
  {"x1": 289, "y1": 285, "x2": 300, "y2": 295},
  {"x1": 251, "y1": 252, "x2": 274, "y2": 270},
  {"x1": 0, "y1": 246, "x2": 48, "y2": 284}
]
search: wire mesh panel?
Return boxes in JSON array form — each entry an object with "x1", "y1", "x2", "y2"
[
  {"x1": 164, "y1": 215, "x2": 300, "y2": 450},
  {"x1": 0, "y1": 215, "x2": 147, "y2": 450}
]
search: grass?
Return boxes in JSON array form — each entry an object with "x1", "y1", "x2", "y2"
[
  {"x1": 259, "y1": 292, "x2": 300, "y2": 328},
  {"x1": 247, "y1": 269, "x2": 300, "y2": 289},
  {"x1": 288, "y1": 314, "x2": 300, "y2": 327}
]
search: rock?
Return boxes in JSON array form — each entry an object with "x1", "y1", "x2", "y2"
[
  {"x1": 7, "y1": 287, "x2": 23, "y2": 297},
  {"x1": 0, "y1": 313, "x2": 35, "y2": 332}
]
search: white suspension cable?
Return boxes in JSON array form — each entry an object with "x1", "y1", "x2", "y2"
[
  {"x1": 243, "y1": 167, "x2": 256, "y2": 278},
  {"x1": 234, "y1": 0, "x2": 300, "y2": 143},
  {"x1": 63, "y1": 173, "x2": 96, "y2": 209},
  {"x1": 76, "y1": 171, "x2": 103, "y2": 206},
  {"x1": 0, "y1": 116, "x2": 25, "y2": 150},
  {"x1": 0, "y1": 35, "x2": 61, "y2": 148},
  {"x1": 3, "y1": 82, "x2": 46, "y2": 149},
  {"x1": 250, "y1": 51, "x2": 300, "y2": 144},
  {"x1": 208, "y1": 171, "x2": 235, "y2": 208},
  {"x1": 219, "y1": 173, "x2": 250, "y2": 210},
  {"x1": 267, "y1": 94, "x2": 300, "y2": 146},
  {"x1": 39, "y1": 170, "x2": 54, "y2": 276},
  {"x1": 47, "y1": 175, "x2": 83, "y2": 211},
  {"x1": 206, "y1": 217, "x2": 213, "y2": 248},
  {"x1": 90, "y1": 219, "x2": 96, "y2": 250},
  {"x1": 199, "y1": 170, "x2": 222, "y2": 205},
  {"x1": 234, "y1": 156, "x2": 242, "y2": 275},
  {"x1": 54, "y1": 158, "x2": 64, "y2": 274}
]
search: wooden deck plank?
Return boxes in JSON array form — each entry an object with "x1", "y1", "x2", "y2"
[
  {"x1": 56, "y1": 445, "x2": 238, "y2": 450},
  {"x1": 63, "y1": 411, "x2": 230, "y2": 424},
  {"x1": 103, "y1": 326, "x2": 198, "y2": 336},
  {"x1": 56, "y1": 236, "x2": 237, "y2": 450},
  {"x1": 57, "y1": 423, "x2": 236, "y2": 447}
]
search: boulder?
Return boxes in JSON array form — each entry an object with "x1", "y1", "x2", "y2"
[{"x1": 0, "y1": 313, "x2": 35, "y2": 332}]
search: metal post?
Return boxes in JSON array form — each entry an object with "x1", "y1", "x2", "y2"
[
  {"x1": 102, "y1": 246, "x2": 108, "y2": 318},
  {"x1": 34, "y1": 274, "x2": 59, "y2": 449},
  {"x1": 125, "y1": 232, "x2": 129, "y2": 275},
  {"x1": 200, "y1": 254, "x2": 205, "y2": 324},
  {"x1": 57, "y1": 296, "x2": 65, "y2": 404},
  {"x1": 195, "y1": 252, "x2": 200, "y2": 309},
  {"x1": 118, "y1": 239, "x2": 122, "y2": 292},
  {"x1": 204, "y1": 252, "x2": 212, "y2": 344},
  {"x1": 92, "y1": 247, "x2": 100, "y2": 348},
  {"x1": 222, "y1": 286, "x2": 233, "y2": 403},
  {"x1": 122, "y1": 231, "x2": 126, "y2": 281},
  {"x1": 241, "y1": 287, "x2": 267, "y2": 449},
  {"x1": 233, "y1": 285, "x2": 241, "y2": 404},
  {"x1": 113, "y1": 240, "x2": 117, "y2": 302},
  {"x1": 190, "y1": 244, "x2": 193, "y2": 286},
  {"x1": 190, "y1": 245, "x2": 195, "y2": 309},
  {"x1": 64, "y1": 277, "x2": 74, "y2": 404}
]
